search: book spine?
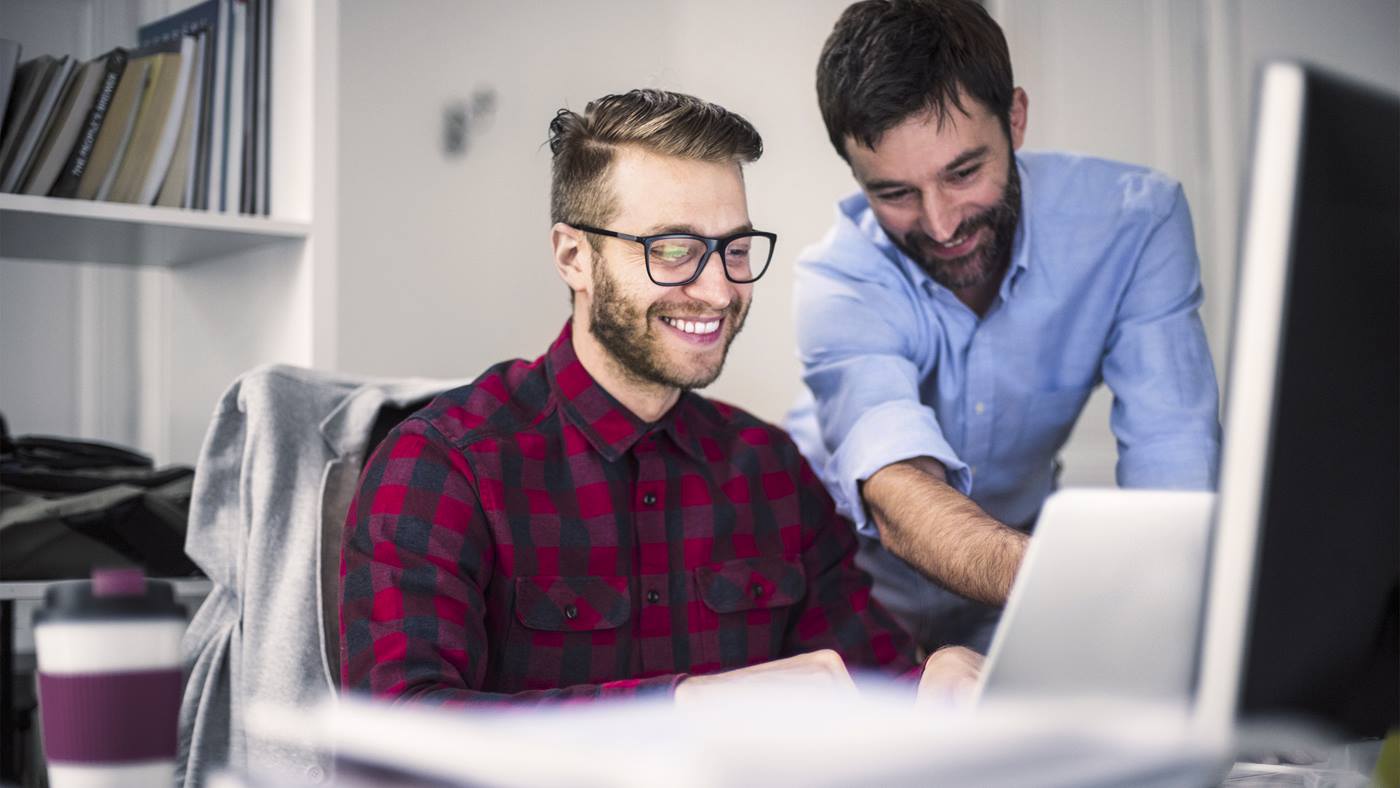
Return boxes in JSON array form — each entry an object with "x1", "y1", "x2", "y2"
[
  {"x1": 138, "y1": 1, "x2": 218, "y2": 48},
  {"x1": 192, "y1": 27, "x2": 216, "y2": 209},
  {"x1": 256, "y1": 0, "x2": 271, "y2": 215},
  {"x1": 241, "y1": 0, "x2": 256, "y2": 214},
  {"x1": 181, "y1": 32, "x2": 207, "y2": 207},
  {"x1": 208, "y1": 0, "x2": 229, "y2": 211},
  {"x1": 138, "y1": 37, "x2": 196, "y2": 205},
  {"x1": 93, "y1": 61, "x2": 150, "y2": 202},
  {"x1": 0, "y1": 40, "x2": 23, "y2": 136},
  {"x1": 50, "y1": 50, "x2": 128, "y2": 198},
  {"x1": 2, "y1": 57, "x2": 75, "y2": 192},
  {"x1": 222, "y1": 0, "x2": 246, "y2": 214}
]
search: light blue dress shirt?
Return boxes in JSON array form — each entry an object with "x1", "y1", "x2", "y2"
[{"x1": 786, "y1": 151, "x2": 1221, "y2": 649}]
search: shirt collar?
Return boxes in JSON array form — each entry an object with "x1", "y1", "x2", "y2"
[
  {"x1": 544, "y1": 320, "x2": 707, "y2": 464},
  {"x1": 1000, "y1": 155, "x2": 1033, "y2": 300}
]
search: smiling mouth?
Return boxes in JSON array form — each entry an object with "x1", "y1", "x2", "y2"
[
  {"x1": 659, "y1": 316, "x2": 722, "y2": 336},
  {"x1": 925, "y1": 227, "x2": 982, "y2": 259}
]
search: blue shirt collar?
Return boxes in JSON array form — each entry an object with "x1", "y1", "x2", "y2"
[{"x1": 1002, "y1": 155, "x2": 1033, "y2": 300}]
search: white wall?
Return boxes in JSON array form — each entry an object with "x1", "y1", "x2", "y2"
[
  {"x1": 0, "y1": 261, "x2": 82, "y2": 435},
  {"x1": 336, "y1": 0, "x2": 854, "y2": 424},
  {"x1": 992, "y1": 0, "x2": 1399, "y2": 485},
  {"x1": 4, "y1": 0, "x2": 1396, "y2": 468},
  {"x1": 338, "y1": 0, "x2": 1399, "y2": 483}
]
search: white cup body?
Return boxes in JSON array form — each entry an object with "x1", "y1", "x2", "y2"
[
  {"x1": 34, "y1": 620, "x2": 183, "y2": 673},
  {"x1": 35, "y1": 619, "x2": 186, "y2": 788}
]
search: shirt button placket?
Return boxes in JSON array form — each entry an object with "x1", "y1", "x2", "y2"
[
  {"x1": 633, "y1": 447, "x2": 672, "y2": 674},
  {"x1": 967, "y1": 331, "x2": 992, "y2": 472}
]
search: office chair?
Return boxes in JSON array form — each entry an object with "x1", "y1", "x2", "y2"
[{"x1": 176, "y1": 364, "x2": 461, "y2": 787}]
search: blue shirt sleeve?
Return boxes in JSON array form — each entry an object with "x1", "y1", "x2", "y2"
[
  {"x1": 793, "y1": 239, "x2": 971, "y2": 537},
  {"x1": 1104, "y1": 185, "x2": 1222, "y2": 490}
]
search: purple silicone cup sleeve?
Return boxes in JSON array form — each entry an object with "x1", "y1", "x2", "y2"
[{"x1": 38, "y1": 669, "x2": 182, "y2": 763}]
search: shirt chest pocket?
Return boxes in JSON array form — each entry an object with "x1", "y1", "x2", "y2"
[
  {"x1": 507, "y1": 576, "x2": 632, "y2": 689},
  {"x1": 514, "y1": 576, "x2": 631, "y2": 631},
  {"x1": 693, "y1": 556, "x2": 806, "y2": 671}
]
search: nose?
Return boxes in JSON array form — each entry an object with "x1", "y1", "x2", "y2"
[
  {"x1": 921, "y1": 190, "x2": 961, "y2": 242},
  {"x1": 681, "y1": 249, "x2": 736, "y2": 310}
]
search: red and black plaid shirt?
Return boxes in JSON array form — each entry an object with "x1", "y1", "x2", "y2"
[{"x1": 339, "y1": 321, "x2": 916, "y2": 704}]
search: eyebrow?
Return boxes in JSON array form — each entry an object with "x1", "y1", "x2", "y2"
[
  {"x1": 942, "y1": 146, "x2": 990, "y2": 174},
  {"x1": 642, "y1": 222, "x2": 754, "y2": 237},
  {"x1": 863, "y1": 145, "x2": 992, "y2": 191}
]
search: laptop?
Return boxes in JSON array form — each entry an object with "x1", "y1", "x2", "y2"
[{"x1": 973, "y1": 488, "x2": 1214, "y2": 709}]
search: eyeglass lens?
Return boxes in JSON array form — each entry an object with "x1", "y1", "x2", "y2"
[{"x1": 646, "y1": 235, "x2": 773, "y2": 284}]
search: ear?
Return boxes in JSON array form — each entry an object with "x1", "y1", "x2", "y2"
[
  {"x1": 551, "y1": 222, "x2": 593, "y2": 299},
  {"x1": 1008, "y1": 87, "x2": 1029, "y2": 151}
]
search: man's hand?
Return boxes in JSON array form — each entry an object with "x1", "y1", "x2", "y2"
[
  {"x1": 915, "y1": 646, "x2": 984, "y2": 709},
  {"x1": 673, "y1": 649, "x2": 857, "y2": 704}
]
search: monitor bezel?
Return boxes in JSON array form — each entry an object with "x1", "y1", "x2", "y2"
[{"x1": 1192, "y1": 61, "x2": 1307, "y2": 743}]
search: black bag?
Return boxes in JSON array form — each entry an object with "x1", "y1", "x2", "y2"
[{"x1": 0, "y1": 413, "x2": 200, "y2": 580}]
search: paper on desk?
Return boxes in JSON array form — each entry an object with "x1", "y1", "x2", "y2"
[{"x1": 249, "y1": 681, "x2": 1223, "y2": 788}]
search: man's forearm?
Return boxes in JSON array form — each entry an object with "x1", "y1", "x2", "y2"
[{"x1": 861, "y1": 457, "x2": 1027, "y2": 606}]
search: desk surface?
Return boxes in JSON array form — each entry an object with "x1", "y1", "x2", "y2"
[{"x1": 0, "y1": 577, "x2": 213, "y2": 601}]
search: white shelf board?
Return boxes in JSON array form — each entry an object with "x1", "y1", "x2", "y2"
[
  {"x1": 0, "y1": 194, "x2": 310, "y2": 267},
  {"x1": 0, "y1": 577, "x2": 213, "y2": 601}
]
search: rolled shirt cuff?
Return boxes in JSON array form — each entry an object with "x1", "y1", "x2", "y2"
[
  {"x1": 826, "y1": 400, "x2": 970, "y2": 538},
  {"x1": 1117, "y1": 437, "x2": 1220, "y2": 491}
]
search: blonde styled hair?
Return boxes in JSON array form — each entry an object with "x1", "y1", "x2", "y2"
[{"x1": 548, "y1": 89, "x2": 763, "y2": 229}]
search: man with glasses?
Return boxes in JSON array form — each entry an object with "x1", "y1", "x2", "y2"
[
  {"x1": 339, "y1": 89, "x2": 980, "y2": 705},
  {"x1": 787, "y1": 0, "x2": 1222, "y2": 654}
]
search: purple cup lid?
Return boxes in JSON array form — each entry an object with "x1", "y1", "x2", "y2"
[
  {"x1": 33, "y1": 567, "x2": 185, "y2": 625},
  {"x1": 92, "y1": 568, "x2": 147, "y2": 598}
]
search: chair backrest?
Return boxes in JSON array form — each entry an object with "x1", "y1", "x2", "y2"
[
  {"x1": 178, "y1": 365, "x2": 460, "y2": 786},
  {"x1": 316, "y1": 399, "x2": 426, "y2": 687}
]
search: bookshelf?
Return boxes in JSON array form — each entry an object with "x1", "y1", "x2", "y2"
[
  {"x1": 0, "y1": 194, "x2": 309, "y2": 265},
  {"x1": 0, "y1": 0, "x2": 338, "y2": 465}
]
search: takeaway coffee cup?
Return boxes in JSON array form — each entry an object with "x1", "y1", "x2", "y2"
[{"x1": 33, "y1": 568, "x2": 186, "y2": 787}]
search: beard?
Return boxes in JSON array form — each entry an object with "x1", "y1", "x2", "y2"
[
  {"x1": 588, "y1": 258, "x2": 749, "y2": 391},
  {"x1": 896, "y1": 158, "x2": 1022, "y2": 292}
]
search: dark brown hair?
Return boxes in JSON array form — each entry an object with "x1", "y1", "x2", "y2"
[
  {"x1": 548, "y1": 89, "x2": 763, "y2": 229},
  {"x1": 816, "y1": 0, "x2": 1014, "y2": 159}
]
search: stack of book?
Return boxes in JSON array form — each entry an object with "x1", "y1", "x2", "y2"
[{"x1": 0, "y1": 0, "x2": 272, "y2": 215}]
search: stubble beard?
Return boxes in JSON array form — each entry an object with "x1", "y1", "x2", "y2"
[
  {"x1": 588, "y1": 258, "x2": 749, "y2": 392},
  {"x1": 898, "y1": 158, "x2": 1022, "y2": 292}
]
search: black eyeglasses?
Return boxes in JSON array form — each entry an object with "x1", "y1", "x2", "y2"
[{"x1": 573, "y1": 225, "x2": 777, "y2": 286}]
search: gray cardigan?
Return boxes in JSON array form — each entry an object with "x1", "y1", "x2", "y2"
[{"x1": 176, "y1": 364, "x2": 461, "y2": 786}]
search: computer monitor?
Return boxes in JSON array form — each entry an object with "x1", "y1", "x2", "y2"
[{"x1": 1197, "y1": 61, "x2": 1399, "y2": 742}]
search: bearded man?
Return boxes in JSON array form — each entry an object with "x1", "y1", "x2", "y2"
[
  {"x1": 786, "y1": 0, "x2": 1222, "y2": 653},
  {"x1": 339, "y1": 88, "x2": 980, "y2": 705}
]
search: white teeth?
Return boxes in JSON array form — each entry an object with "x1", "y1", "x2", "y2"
[
  {"x1": 662, "y1": 317, "x2": 721, "y2": 335},
  {"x1": 940, "y1": 236, "x2": 966, "y2": 248}
]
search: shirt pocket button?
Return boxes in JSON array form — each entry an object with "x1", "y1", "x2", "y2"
[
  {"x1": 646, "y1": 590, "x2": 660, "y2": 604},
  {"x1": 564, "y1": 604, "x2": 578, "y2": 620}
]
